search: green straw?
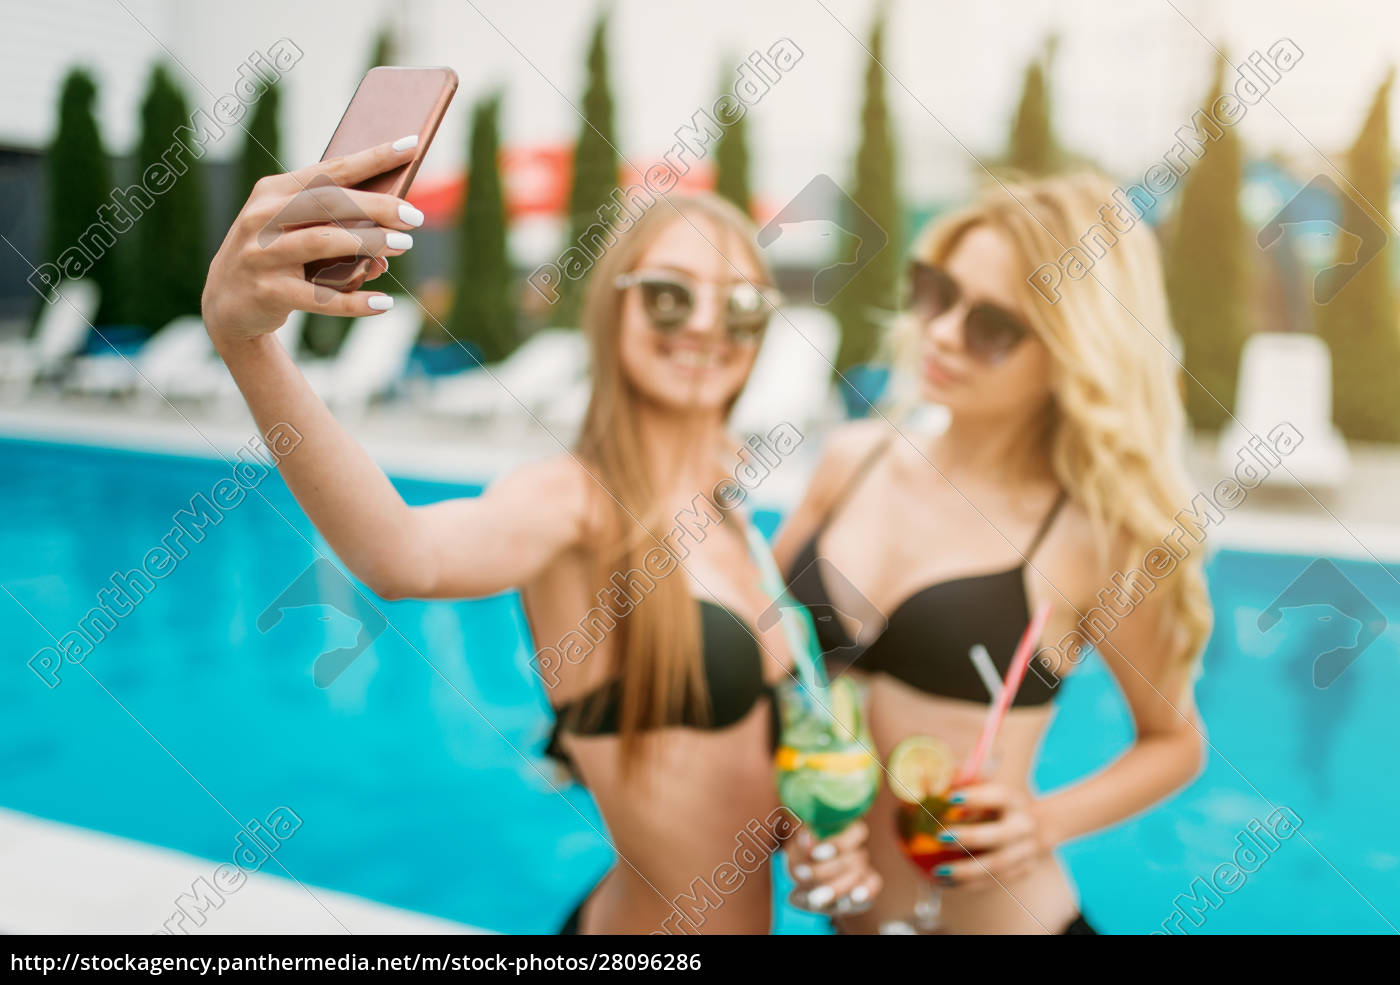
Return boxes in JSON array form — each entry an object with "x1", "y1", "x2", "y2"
[{"x1": 743, "y1": 520, "x2": 830, "y2": 697}]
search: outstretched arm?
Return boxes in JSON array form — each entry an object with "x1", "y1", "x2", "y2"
[{"x1": 203, "y1": 139, "x2": 588, "y2": 600}]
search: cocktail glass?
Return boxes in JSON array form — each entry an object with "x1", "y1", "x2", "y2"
[
  {"x1": 775, "y1": 676, "x2": 880, "y2": 915},
  {"x1": 888, "y1": 736, "x2": 996, "y2": 933}
]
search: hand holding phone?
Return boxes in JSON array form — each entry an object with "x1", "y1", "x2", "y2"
[
  {"x1": 304, "y1": 66, "x2": 458, "y2": 293},
  {"x1": 202, "y1": 66, "x2": 458, "y2": 343}
]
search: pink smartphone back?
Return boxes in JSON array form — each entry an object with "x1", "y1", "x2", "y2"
[
  {"x1": 305, "y1": 66, "x2": 458, "y2": 293},
  {"x1": 320, "y1": 65, "x2": 459, "y2": 197}
]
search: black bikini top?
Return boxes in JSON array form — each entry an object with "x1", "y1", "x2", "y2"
[
  {"x1": 544, "y1": 600, "x2": 781, "y2": 774},
  {"x1": 785, "y1": 437, "x2": 1067, "y2": 707}
]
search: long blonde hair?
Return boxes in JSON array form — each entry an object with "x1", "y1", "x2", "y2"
[
  {"x1": 574, "y1": 192, "x2": 771, "y2": 766},
  {"x1": 891, "y1": 171, "x2": 1212, "y2": 664}
]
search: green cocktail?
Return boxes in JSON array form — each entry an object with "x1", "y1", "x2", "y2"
[{"x1": 775, "y1": 677, "x2": 880, "y2": 913}]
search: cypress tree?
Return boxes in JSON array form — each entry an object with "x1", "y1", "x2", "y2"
[
  {"x1": 1006, "y1": 38, "x2": 1060, "y2": 176},
  {"x1": 1164, "y1": 55, "x2": 1249, "y2": 432},
  {"x1": 553, "y1": 12, "x2": 618, "y2": 327},
  {"x1": 235, "y1": 80, "x2": 281, "y2": 210},
  {"x1": 132, "y1": 64, "x2": 207, "y2": 335},
  {"x1": 831, "y1": 4, "x2": 899, "y2": 371},
  {"x1": 38, "y1": 68, "x2": 124, "y2": 329},
  {"x1": 446, "y1": 92, "x2": 515, "y2": 362},
  {"x1": 1316, "y1": 68, "x2": 1400, "y2": 442},
  {"x1": 714, "y1": 57, "x2": 753, "y2": 217}
]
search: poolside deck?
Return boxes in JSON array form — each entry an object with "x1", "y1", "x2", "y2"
[{"x1": 0, "y1": 807, "x2": 485, "y2": 935}]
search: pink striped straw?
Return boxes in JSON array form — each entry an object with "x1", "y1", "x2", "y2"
[{"x1": 956, "y1": 600, "x2": 1054, "y2": 786}]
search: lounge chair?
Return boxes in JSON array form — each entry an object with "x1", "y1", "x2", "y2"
[
  {"x1": 65, "y1": 315, "x2": 212, "y2": 400},
  {"x1": 1217, "y1": 332, "x2": 1349, "y2": 490},
  {"x1": 301, "y1": 305, "x2": 421, "y2": 415},
  {"x1": 729, "y1": 306, "x2": 841, "y2": 438},
  {"x1": 427, "y1": 329, "x2": 587, "y2": 421},
  {"x1": 162, "y1": 310, "x2": 307, "y2": 405},
  {"x1": 0, "y1": 279, "x2": 98, "y2": 395}
]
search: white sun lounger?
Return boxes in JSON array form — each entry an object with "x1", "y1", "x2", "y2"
[
  {"x1": 1217, "y1": 332, "x2": 1349, "y2": 490},
  {"x1": 729, "y1": 305, "x2": 841, "y2": 438},
  {"x1": 0, "y1": 279, "x2": 99, "y2": 395},
  {"x1": 427, "y1": 329, "x2": 587, "y2": 421},
  {"x1": 301, "y1": 304, "x2": 421, "y2": 415},
  {"x1": 65, "y1": 315, "x2": 212, "y2": 400}
]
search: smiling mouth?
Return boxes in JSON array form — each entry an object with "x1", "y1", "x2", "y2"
[{"x1": 660, "y1": 339, "x2": 727, "y2": 371}]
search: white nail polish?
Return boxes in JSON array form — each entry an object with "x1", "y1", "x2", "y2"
[
  {"x1": 806, "y1": 885, "x2": 835, "y2": 909},
  {"x1": 391, "y1": 134, "x2": 419, "y2": 152},
  {"x1": 398, "y1": 203, "x2": 425, "y2": 227},
  {"x1": 385, "y1": 232, "x2": 414, "y2": 250},
  {"x1": 811, "y1": 843, "x2": 837, "y2": 862},
  {"x1": 849, "y1": 884, "x2": 870, "y2": 904},
  {"x1": 792, "y1": 865, "x2": 812, "y2": 883},
  {"x1": 368, "y1": 295, "x2": 394, "y2": 311}
]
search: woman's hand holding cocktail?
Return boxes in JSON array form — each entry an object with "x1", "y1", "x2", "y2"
[
  {"x1": 784, "y1": 819, "x2": 883, "y2": 910},
  {"x1": 929, "y1": 780, "x2": 1051, "y2": 888}
]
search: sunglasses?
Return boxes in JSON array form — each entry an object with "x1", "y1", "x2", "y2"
[
  {"x1": 906, "y1": 260, "x2": 1032, "y2": 365},
  {"x1": 614, "y1": 270, "x2": 779, "y2": 344}
]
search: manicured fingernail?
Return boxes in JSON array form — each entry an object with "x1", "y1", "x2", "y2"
[
  {"x1": 385, "y1": 232, "x2": 414, "y2": 250},
  {"x1": 949, "y1": 794, "x2": 966, "y2": 804},
  {"x1": 391, "y1": 134, "x2": 419, "y2": 152},
  {"x1": 806, "y1": 885, "x2": 835, "y2": 909},
  {"x1": 811, "y1": 843, "x2": 836, "y2": 862},
  {"x1": 849, "y1": 884, "x2": 870, "y2": 904},
  {"x1": 937, "y1": 832, "x2": 956, "y2": 843},
  {"x1": 398, "y1": 203, "x2": 425, "y2": 227},
  {"x1": 368, "y1": 295, "x2": 394, "y2": 311},
  {"x1": 935, "y1": 866, "x2": 952, "y2": 878},
  {"x1": 792, "y1": 864, "x2": 812, "y2": 882}
]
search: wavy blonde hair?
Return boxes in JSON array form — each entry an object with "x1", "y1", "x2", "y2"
[{"x1": 890, "y1": 171, "x2": 1212, "y2": 664}]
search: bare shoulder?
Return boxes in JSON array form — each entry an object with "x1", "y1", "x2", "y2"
[
  {"x1": 809, "y1": 419, "x2": 897, "y2": 504},
  {"x1": 1032, "y1": 495, "x2": 1104, "y2": 603},
  {"x1": 488, "y1": 453, "x2": 601, "y2": 541}
]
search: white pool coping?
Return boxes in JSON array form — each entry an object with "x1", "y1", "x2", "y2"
[{"x1": 0, "y1": 807, "x2": 486, "y2": 935}]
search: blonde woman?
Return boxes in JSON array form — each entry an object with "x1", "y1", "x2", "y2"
[
  {"x1": 200, "y1": 139, "x2": 877, "y2": 933},
  {"x1": 778, "y1": 172, "x2": 1212, "y2": 934}
]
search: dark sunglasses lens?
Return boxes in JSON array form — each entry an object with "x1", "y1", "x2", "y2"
[
  {"x1": 908, "y1": 263, "x2": 957, "y2": 318},
  {"x1": 966, "y1": 305, "x2": 1029, "y2": 363},
  {"x1": 639, "y1": 280, "x2": 693, "y2": 331},
  {"x1": 726, "y1": 284, "x2": 769, "y2": 342}
]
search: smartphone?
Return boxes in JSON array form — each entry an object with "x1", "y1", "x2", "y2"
[{"x1": 305, "y1": 65, "x2": 458, "y2": 292}]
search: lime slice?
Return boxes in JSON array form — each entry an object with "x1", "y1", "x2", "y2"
[
  {"x1": 887, "y1": 735, "x2": 957, "y2": 804},
  {"x1": 809, "y1": 763, "x2": 880, "y2": 811},
  {"x1": 829, "y1": 677, "x2": 862, "y2": 741}
]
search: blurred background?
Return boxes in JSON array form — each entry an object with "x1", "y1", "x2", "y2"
[{"x1": 2, "y1": 0, "x2": 1399, "y2": 935}]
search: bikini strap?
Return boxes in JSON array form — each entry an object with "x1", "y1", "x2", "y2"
[
  {"x1": 1024, "y1": 489, "x2": 1068, "y2": 562},
  {"x1": 818, "y1": 432, "x2": 897, "y2": 532}
]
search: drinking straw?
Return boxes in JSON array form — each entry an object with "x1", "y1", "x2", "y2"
[
  {"x1": 955, "y1": 601, "x2": 1053, "y2": 785},
  {"x1": 968, "y1": 644, "x2": 1002, "y2": 701}
]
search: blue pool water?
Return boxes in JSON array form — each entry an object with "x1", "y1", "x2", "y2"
[{"x1": 3, "y1": 437, "x2": 1398, "y2": 934}]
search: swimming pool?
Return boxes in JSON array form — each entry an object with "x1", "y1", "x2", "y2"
[{"x1": 3, "y1": 437, "x2": 1397, "y2": 934}]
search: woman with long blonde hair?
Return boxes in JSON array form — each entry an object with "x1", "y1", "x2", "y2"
[
  {"x1": 779, "y1": 171, "x2": 1211, "y2": 933},
  {"x1": 200, "y1": 138, "x2": 876, "y2": 933}
]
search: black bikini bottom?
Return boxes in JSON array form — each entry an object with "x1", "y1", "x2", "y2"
[{"x1": 558, "y1": 895, "x2": 1099, "y2": 935}]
